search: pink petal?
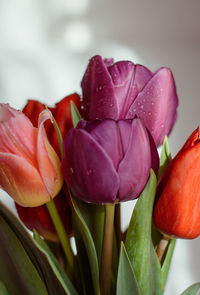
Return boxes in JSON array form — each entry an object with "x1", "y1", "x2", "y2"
[{"x1": 126, "y1": 68, "x2": 178, "y2": 146}]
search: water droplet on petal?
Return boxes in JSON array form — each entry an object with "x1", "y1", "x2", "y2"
[
  {"x1": 87, "y1": 169, "x2": 92, "y2": 175},
  {"x1": 70, "y1": 168, "x2": 74, "y2": 174}
]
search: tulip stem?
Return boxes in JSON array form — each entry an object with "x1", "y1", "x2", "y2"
[
  {"x1": 156, "y1": 235, "x2": 171, "y2": 263},
  {"x1": 46, "y1": 198, "x2": 74, "y2": 273},
  {"x1": 100, "y1": 203, "x2": 115, "y2": 295},
  {"x1": 115, "y1": 203, "x2": 123, "y2": 249}
]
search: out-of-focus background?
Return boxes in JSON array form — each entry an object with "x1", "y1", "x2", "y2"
[{"x1": 0, "y1": 0, "x2": 200, "y2": 293}]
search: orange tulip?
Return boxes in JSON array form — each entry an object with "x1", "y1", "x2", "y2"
[
  {"x1": 14, "y1": 94, "x2": 81, "y2": 239},
  {"x1": 0, "y1": 104, "x2": 63, "y2": 207},
  {"x1": 153, "y1": 128, "x2": 200, "y2": 238}
]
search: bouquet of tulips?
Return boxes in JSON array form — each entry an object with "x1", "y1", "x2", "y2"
[{"x1": 0, "y1": 55, "x2": 200, "y2": 295}]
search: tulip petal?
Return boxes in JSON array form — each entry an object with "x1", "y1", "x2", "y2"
[
  {"x1": 0, "y1": 153, "x2": 50, "y2": 207},
  {"x1": 37, "y1": 110, "x2": 63, "y2": 198},
  {"x1": 154, "y1": 140, "x2": 200, "y2": 238},
  {"x1": 83, "y1": 120, "x2": 124, "y2": 170},
  {"x1": 81, "y1": 55, "x2": 118, "y2": 120},
  {"x1": 0, "y1": 103, "x2": 20, "y2": 122},
  {"x1": 62, "y1": 129, "x2": 120, "y2": 204},
  {"x1": 0, "y1": 105, "x2": 38, "y2": 166},
  {"x1": 117, "y1": 119, "x2": 151, "y2": 201},
  {"x1": 126, "y1": 68, "x2": 178, "y2": 146},
  {"x1": 108, "y1": 62, "x2": 152, "y2": 118}
]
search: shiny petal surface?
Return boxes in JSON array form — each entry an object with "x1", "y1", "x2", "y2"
[
  {"x1": 37, "y1": 110, "x2": 63, "y2": 198},
  {"x1": 108, "y1": 62, "x2": 152, "y2": 118},
  {"x1": 118, "y1": 119, "x2": 151, "y2": 201},
  {"x1": 81, "y1": 55, "x2": 118, "y2": 120},
  {"x1": 127, "y1": 67, "x2": 178, "y2": 146},
  {"x1": 0, "y1": 153, "x2": 49, "y2": 207},
  {"x1": 62, "y1": 128, "x2": 120, "y2": 204}
]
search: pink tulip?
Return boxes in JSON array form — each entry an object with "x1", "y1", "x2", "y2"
[{"x1": 0, "y1": 104, "x2": 63, "y2": 207}]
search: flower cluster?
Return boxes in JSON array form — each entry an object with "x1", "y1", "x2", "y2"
[{"x1": 0, "y1": 55, "x2": 200, "y2": 295}]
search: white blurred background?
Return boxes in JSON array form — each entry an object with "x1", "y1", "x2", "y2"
[{"x1": 0, "y1": 0, "x2": 200, "y2": 293}]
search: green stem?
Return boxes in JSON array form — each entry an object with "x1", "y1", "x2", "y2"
[
  {"x1": 46, "y1": 199, "x2": 74, "y2": 273},
  {"x1": 100, "y1": 203, "x2": 115, "y2": 295}
]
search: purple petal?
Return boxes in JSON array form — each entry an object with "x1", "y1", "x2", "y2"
[
  {"x1": 117, "y1": 119, "x2": 151, "y2": 201},
  {"x1": 108, "y1": 62, "x2": 153, "y2": 118},
  {"x1": 81, "y1": 55, "x2": 118, "y2": 120},
  {"x1": 126, "y1": 67, "x2": 178, "y2": 146},
  {"x1": 62, "y1": 128, "x2": 120, "y2": 204},
  {"x1": 86, "y1": 120, "x2": 124, "y2": 170},
  {"x1": 147, "y1": 130, "x2": 159, "y2": 175}
]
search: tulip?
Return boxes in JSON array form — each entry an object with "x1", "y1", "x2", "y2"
[
  {"x1": 153, "y1": 128, "x2": 200, "y2": 239},
  {"x1": 62, "y1": 118, "x2": 159, "y2": 204},
  {"x1": 0, "y1": 104, "x2": 63, "y2": 207},
  {"x1": 14, "y1": 94, "x2": 81, "y2": 239},
  {"x1": 81, "y1": 55, "x2": 178, "y2": 146}
]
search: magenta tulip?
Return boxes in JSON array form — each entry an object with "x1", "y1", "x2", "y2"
[
  {"x1": 81, "y1": 55, "x2": 178, "y2": 146},
  {"x1": 61, "y1": 118, "x2": 159, "y2": 204}
]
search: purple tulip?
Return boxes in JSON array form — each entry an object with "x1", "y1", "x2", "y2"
[
  {"x1": 61, "y1": 118, "x2": 159, "y2": 204},
  {"x1": 81, "y1": 55, "x2": 178, "y2": 146}
]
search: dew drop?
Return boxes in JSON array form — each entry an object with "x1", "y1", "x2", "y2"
[
  {"x1": 87, "y1": 169, "x2": 92, "y2": 175},
  {"x1": 81, "y1": 105, "x2": 84, "y2": 109},
  {"x1": 70, "y1": 168, "x2": 74, "y2": 174},
  {"x1": 161, "y1": 124, "x2": 164, "y2": 128},
  {"x1": 148, "y1": 112, "x2": 152, "y2": 116}
]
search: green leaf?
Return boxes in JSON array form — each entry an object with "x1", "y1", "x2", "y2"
[
  {"x1": 0, "y1": 201, "x2": 76, "y2": 295},
  {"x1": 71, "y1": 195, "x2": 100, "y2": 295},
  {"x1": 70, "y1": 101, "x2": 82, "y2": 128},
  {"x1": 181, "y1": 283, "x2": 200, "y2": 295},
  {"x1": 161, "y1": 238, "x2": 176, "y2": 286},
  {"x1": 125, "y1": 170, "x2": 163, "y2": 295},
  {"x1": 33, "y1": 231, "x2": 79, "y2": 295},
  {"x1": 0, "y1": 281, "x2": 10, "y2": 295},
  {"x1": 158, "y1": 136, "x2": 172, "y2": 179},
  {"x1": 71, "y1": 197, "x2": 104, "y2": 264},
  {"x1": 116, "y1": 243, "x2": 141, "y2": 295},
  {"x1": 0, "y1": 215, "x2": 48, "y2": 295}
]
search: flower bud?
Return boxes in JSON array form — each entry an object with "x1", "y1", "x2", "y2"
[
  {"x1": 62, "y1": 118, "x2": 159, "y2": 204},
  {"x1": 153, "y1": 128, "x2": 200, "y2": 238}
]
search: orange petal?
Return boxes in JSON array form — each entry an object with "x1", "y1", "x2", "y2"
[
  {"x1": 37, "y1": 110, "x2": 63, "y2": 198},
  {"x1": 0, "y1": 153, "x2": 50, "y2": 207}
]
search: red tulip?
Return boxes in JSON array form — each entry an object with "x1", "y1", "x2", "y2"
[
  {"x1": 15, "y1": 93, "x2": 81, "y2": 239},
  {"x1": 0, "y1": 104, "x2": 63, "y2": 207},
  {"x1": 153, "y1": 128, "x2": 200, "y2": 238}
]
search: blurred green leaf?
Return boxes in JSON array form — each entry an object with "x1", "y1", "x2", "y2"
[
  {"x1": 70, "y1": 101, "x2": 82, "y2": 128},
  {"x1": 71, "y1": 195, "x2": 100, "y2": 295},
  {"x1": 0, "y1": 280, "x2": 10, "y2": 295},
  {"x1": 33, "y1": 231, "x2": 78, "y2": 295},
  {"x1": 161, "y1": 238, "x2": 176, "y2": 286},
  {"x1": 116, "y1": 243, "x2": 141, "y2": 295},
  {"x1": 0, "y1": 201, "x2": 76, "y2": 295},
  {"x1": 125, "y1": 170, "x2": 163, "y2": 295},
  {"x1": 181, "y1": 283, "x2": 200, "y2": 295},
  {"x1": 0, "y1": 215, "x2": 48, "y2": 295},
  {"x1": 158, "y1": 136, "x2": 172, "y2": 179}
]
